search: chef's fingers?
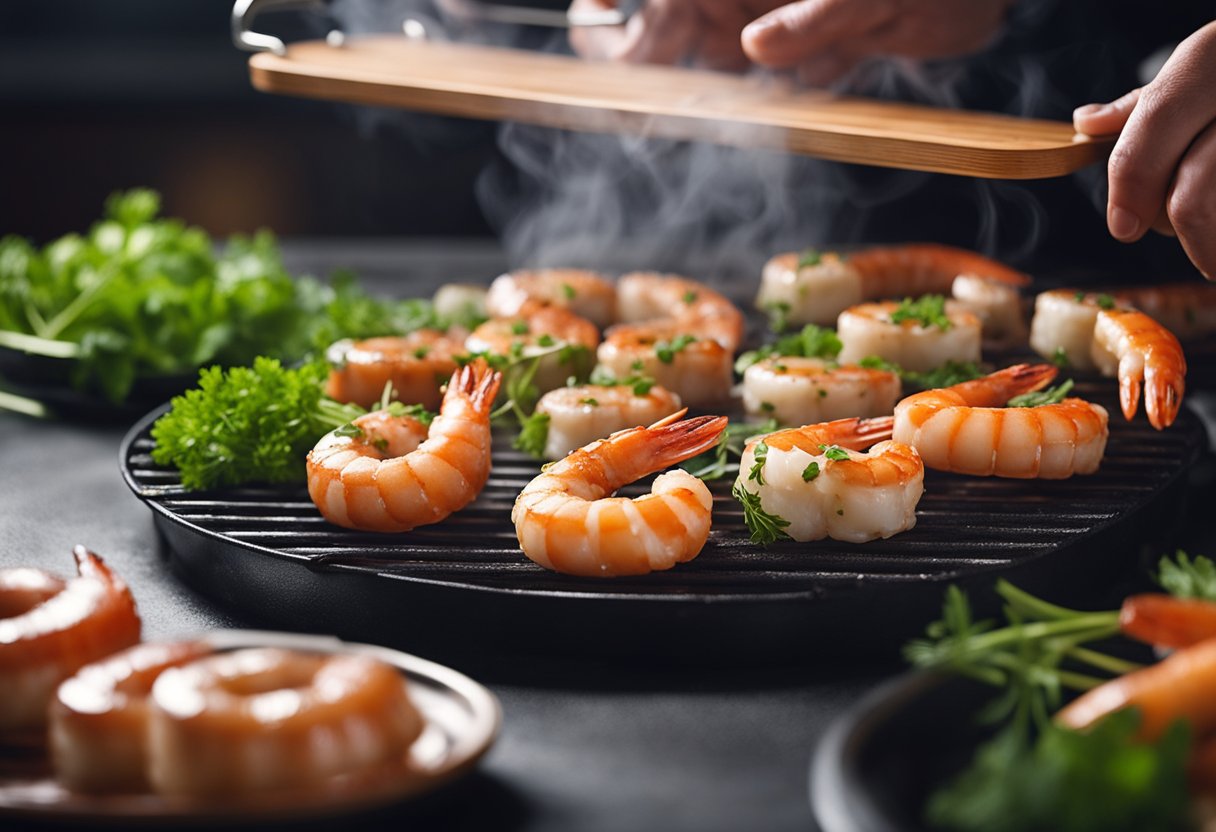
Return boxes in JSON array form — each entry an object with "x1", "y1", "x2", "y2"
[
  {"x1": 569, "y1": 0, "x2": 700, "y2": 65},
  {"x1": 1103, "y1": 23, "x2": 1216, "y2": 244},
  {"x1": 1072, "y1": 88, "x2": 1142, "y2": 137},
  {"x1": 1167, "y1": 119, "x2": 1216, "y2": 280},
  {"x1": 794, "y1": 50, "x2": 859, "y2": 87},
  {"x1": 741, "y1": 0, "x2": 896, "y2": 68},
  {"x1": 690, "y1": 0, "x2": 754, "y2": 70}
]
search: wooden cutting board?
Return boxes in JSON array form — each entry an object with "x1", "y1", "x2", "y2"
[{"x1": 249, "y1": 36, "x2": 1111, "y2": 180}]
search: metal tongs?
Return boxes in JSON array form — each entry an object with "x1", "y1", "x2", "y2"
[{"x1": 233, "y1": 0, "x2": 640, "y2": 54}]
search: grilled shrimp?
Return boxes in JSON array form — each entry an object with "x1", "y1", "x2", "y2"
[
  {"x1": 0, "y1": 547, "x2": 141, "y2": 732},
  {"x1": 1113, "y1": 282, "x2": 1216, "y2": 341},
  {"x1": 325, "y1": 330, "x2": 464, "y2": 410},
  {"x1": 1092, "y1": 308, "x2": 1186, "y2": 430},
  {"x1": 1030, "y1": 290, "x2": 1187, "y2": 429},
  {"x1": 616, "y1": 272, "x2": 744, "y2": 352},
  {"x1": 433, "y1": 283, "x2": 488, "y2": 326},
  {"x1": 735, "y1": 416, "x2": 922, "y2": 543},
  {"x1": 147, "y1": 647, "x2": 424, "y2": 796},
  {"x1": 757, "y1": 244, "x2": 1029, "y2": 329},
  {"x1": 51, "y1": 640, "x2": 213, "y2": 793},
  {"x1": 597, "y1": 321, "x2": 733, "y2": 408},
  {"x1": 950, "y1": 274, "x2": 1027, "y2": 349},
  {"x1": 513, "y1": 412, "x2": 728, "y2": 577},
  {"x1": 835, "y1": 300, "x2": 982, "y2": 372},
  {"x1": 741, "y1": 357, "x2": 901, "y2": 425},
  {"x1": 307, "y1": 361, "x2": 503, "y2": 533},
  {"x1": 466, "y1": 302, "x2": 598, "y2": 395},
  {"x1": 534, "y1": 382, "x2": 682, "y2": 460},
  {"x1": 893, "y1": 364, "x2": 1109, "y2": 479},
  {"x1": 487, "y1": 269, "x2": 616, "y2": 329}
]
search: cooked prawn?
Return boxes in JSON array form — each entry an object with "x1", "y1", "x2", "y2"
[
  {"x1": 1120, "y1": 594, "x2": 1216, "y2": 651},
  {"x1": 616, "y1": 272, "x2": 744, "y2": 352},
  {"x1": 1029, "y1": 291, "x2": 1187, "y2": 429},
  {"x1": 756, "y1": 244, "x2": 1029, "y2": 329},
  {"x1": 325, "y1": 330, "x2": 464, "y2": 410},
  {"x1": 741, "y1": 357, "x2": 901, "y2": 425},
  {"x1": 1056, "y1": 635, "x2": 1216, "y2": 742},
  {"x1": 950, "y1": 274, "x2": 1027, "y2": 349},
  {"x1": 50, "y1": 640, "x2": 213, "y2": 793},
  {"x1": 466, "y1": 301, "x2": 598, "y2": 394},
  {"x1": 1113, "y1": 282, "x2": 1216, "y2": 342},
  {"x1": 597, "y1": 321, "x2": 733, "y2": 408},
  {"x1": 893, "y1": 364, "x2": 1109, "y2": 479},
  {"x1": 307, "y1": 360, "x2": 503, "y2": 533},
  {"x1": 534, "y1": 382, "x2": 682, "y2": 461},
  {"x1": 512, "y1": 411, "x2": 728, "y2": 577},
  {"x1": 486, "y1": 269, "x2": 616, "y2": 329},
  {"x1": 835, "y1": 299, "x2": 982, "y2": 372},
  {"x1": 735, "y1": 416, "x2": 923, "y2": 543},
  {"x1": 432, "y1": 283, "x2": 488, "y2": 326},
  {"x1": 1093, "y1": 308, "x2": 1186, "y2": 430},
  {"x1": 0, "y1": 547, "x2": 141, "y2": 732},
  {"x1": 147, "y1": 647, "x2": 423, "y2": 796}
]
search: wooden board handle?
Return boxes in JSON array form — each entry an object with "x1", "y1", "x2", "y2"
[{"x1": 250, "y1": 37, "x2": 1112, "y2": 180}]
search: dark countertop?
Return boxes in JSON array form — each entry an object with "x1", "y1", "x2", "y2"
[{"x1": 0, "y1": 240, "x2": 893, "y2": 832}]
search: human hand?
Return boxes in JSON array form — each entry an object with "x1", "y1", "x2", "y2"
[
  {"x1": 740, "y1": 0, "x2": 1017, "y2": 85},
  {"x1": 568, "y1": 0, "x2": 785, "y2": 71},
  {"x1": 1073, "y1": 22, "x2": 1216, "y2": 279}
]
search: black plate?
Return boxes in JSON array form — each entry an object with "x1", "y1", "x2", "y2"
[
  {"x1": 119, "y1": 382, "x2": 1207, "y2": 667},
  {"x1": 810, "y1": 671, "x2": 988, "y2": 832}
]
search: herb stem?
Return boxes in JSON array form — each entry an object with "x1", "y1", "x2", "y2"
[{"x1": 1064, "y1": 646, "x2": 1144, "y2": 676}]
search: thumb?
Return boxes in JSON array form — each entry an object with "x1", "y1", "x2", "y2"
[
  {"x1": 742, "y1": 0, "x2": 895, "y2": 68},
  {"x1": 1073, "y1": 88, "x2": 1142, "y2": 137}
]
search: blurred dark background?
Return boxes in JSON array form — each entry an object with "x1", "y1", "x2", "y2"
[{"x1": 0, "y1": 0, "x2": 505, "y2": 241}]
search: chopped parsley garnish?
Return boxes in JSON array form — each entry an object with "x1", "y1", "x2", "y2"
[
  {"x1": 801, "y1": 461, "x2": 820, "y2": 482},
  {"x1": 413, "y1": 346, "x2": 431, "y2": 359},
  {"x1": 735, "y1": 323, "x2": 843, "y2": 374},
  {"x1": 889, "y1": 294, "x2": 952, "y2": 331},
  {"x1": 819, "y1": 444, "x2": 850, "y2": 461},
  {"x1": 579, "y1": 397, "x2": 599, "y2": 407},
  {"x1": 537, "y1": 333, "x2": 556, "y2": 347},
  {"x1": 511, "y1": 320, "x2": 530, "y2": 335},
  {"x1": 732, "y1": 481, "x2": 791, "y2": 545},
  {"x1": 1007, "y1": 379, "x2": 1074, "y2": 408},
  {"x1": 858, "y1": 356, "x2": 983, "y2": 391},
  {"x1": 1051, "y1": 346, "x2": 1068, "y2": 368},
  {"x1": 655, "y1": 334, "x2": 696, "y2": 364},
  {"x1": 683, "y1": 290, "x2": 698, "y2": 304},
  {"x1": 797, "y1": 247, "x2": 822, "y2": 269},
  {"x1": 1096, "y1": 293, "x2": 1116, "y2": 310},
  {"x1": 561, "y1": 283, "x2": 576, "y2": 300},
  {"x1": 513, "y1": 411, "x2": 550, "y2": 458},
  {"x1": 764, "y1": 301, "x2": 792, "y2": 333},
  {"x1": 681, "y1": 419, "x2": 778, "y2": 481},
  {"x1": 588, "y1": 365, "x2": 657, "y2": 396}
]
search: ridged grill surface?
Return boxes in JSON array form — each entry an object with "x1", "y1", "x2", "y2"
[{"x1": 121, "y1": 379, "x2": 1204, "y2": 601}]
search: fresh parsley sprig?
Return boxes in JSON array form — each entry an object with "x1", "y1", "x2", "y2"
[
  {"x1": 858, "y1": 356, "x2": 984, "y2": 390},
  {"x1": 680, "y1": 418, "x2": 779, "y2": 481},
  {"x1": 1008, "y1": 379, "x2": 1075, "y2": 408},
  {"x1": 731, "y1": 481, "x2": 791, "y2": 545},
  {"x1": 1156, "y1": 550, "x2": 1216, "y2": 601},
  {"x1": 889, "y1": 294, "x2": 953, "y2": 330}
]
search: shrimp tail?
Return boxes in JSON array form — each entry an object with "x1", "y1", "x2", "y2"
[
  {"x1": 72, "y1": 545, "x2": 129, "y2": 594},
  {"x1": 646, "y1": 407, "x2": 690, "y2": 429},
  {"x1": 1120, "y1": 594, "x2": 1216, "y2": 650},
  {"x1": 447, "y1": 359, "x2": 504, "y2": 418},
  {"x1": 646, "y1": 415, "x2": 729, "y2": 469},
  {"x1": 1119, "y1": 362, "x2": 1142, "y2": 423},
  {"x1": 842, "y1": 416, "x2": 895, "y2": 448},
  {"x1": 1145, "y1": 361, "x2": 1185, "y2": 430}
]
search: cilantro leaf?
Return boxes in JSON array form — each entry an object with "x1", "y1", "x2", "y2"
[
  {"x1": 513, "y1": 411, "x2": 550, "y2": 459},
  {"x1": 819, "y1": 444, "x2": 850, "y2": 461},
  {"x1": 801, "y1": 461, "x2": 820, "y2": 482}
]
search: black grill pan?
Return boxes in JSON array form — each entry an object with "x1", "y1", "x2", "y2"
[{"x1": 120, "y1": 384, "x2": 1206, "y2": 666}]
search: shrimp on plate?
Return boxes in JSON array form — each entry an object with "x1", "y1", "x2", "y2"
[
  {"x1": 741, "y1": 357, "x2": 901, "y2": 425},
  {"x1": 835, "y1": 298, "x2": 983, "y2": 372},
  {"x1": 466, "y1": 301, "x2": 598, "y2": 395},
  {"x1": 892, "y1": 364, "x2": 1109, "y2": 479},
  {"x1": 325, "y1": 330, "x2": 465, "y2": 410},
  {"x1": 534, "y1": 382, "x2": 682, "y2": 460},
  {"x1": 147, "y1": 647, "x2": 423, "y2": 796},
  {"x1": 486, "y1": 269, "x2": 616, "y2": 329},
  {"x1": 0, "y1": 547, "x2": 141, "y2": 732},
  {"x1": 734, "y1": 416, "x2": 923, "y2": 544},
  {"x1": 513, "y1": 411, "x2": 728, "y2": 577},
  {"x1": 1030, "y1": 290, "x2": 1186, "y2": 429},
  {"x1": 757, "y1": 244, "x2": 1030, "y2": 334},
  {"x1": 50, "y1": 640, "x2": 213, "y2": 793},
  {"x1": 307, "y1": 360, "x2": 503, "y2": 532}
]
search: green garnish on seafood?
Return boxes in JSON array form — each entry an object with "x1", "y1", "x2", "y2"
[
  {"x1": 732, "y1": 481, "x2": 791, "y2": 545},
  {"x1": 735, "y1": 324, "x2": 843, "y2": 374},
  {"x1": 889, "y1": 294, "x2": 953, "y2": 331},
  {"x1": 1007, "y1": 379, "x2": 1075, "y2": 408}
]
